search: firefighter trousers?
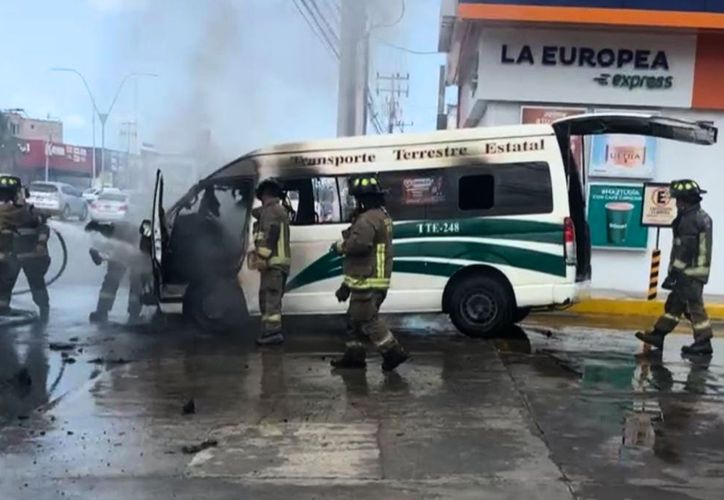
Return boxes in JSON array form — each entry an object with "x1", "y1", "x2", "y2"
[
  {"x1": 346, "y1": 290, "x2": 399, "y2": 353},
  {"x1": 259, "y1": 268, "x2": 287, "y2": 335},
  {"x1": 0, "y1": 256, "x2": 50, "y2": 310},
  {"x1": 654, "y1": 277, "x2": 712, "y2": 342},
  {"x1": 95, "y1": 260, "x2": 143, "y2": 317}
]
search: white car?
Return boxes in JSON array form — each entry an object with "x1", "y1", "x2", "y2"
[
  {"x1": 89, "y1": 191, "x2": 129, "y2": 222},
  {"x1": 82, "y1": 187, "x2": 102, "y2": 204},
  {"x1": 27, "y1": 182, "x2": 88, "y2": 220}
]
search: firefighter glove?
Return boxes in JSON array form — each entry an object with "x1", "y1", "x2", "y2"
[
  {"x1": 89, "y1": 248, "x2": 104, "y2": 266},
  {"x1": 662, "y1": 274, "x2": 677, "y2": 291},
  {"x1": 330, "y1": 241, "x2": 344, "y2": 255},
  {"x1": 335, "y1": 283, "x2": 351, "y2": 303}
]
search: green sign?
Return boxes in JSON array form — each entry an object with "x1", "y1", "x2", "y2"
[{"x1": 588, "y1": 184, "x2": 648, "y2": 250}]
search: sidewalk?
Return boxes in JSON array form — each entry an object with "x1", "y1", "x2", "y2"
[{"x1": 570, "y1": 289, "x2": 724, "y2": 319}]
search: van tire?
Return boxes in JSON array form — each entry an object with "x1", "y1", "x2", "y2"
[
  {"x1": 449, "y1": 274, "x2": 514, "y2": 338},
  {"x1": 183, "y1": 277, "x2": 248, "y2": 333},
  {"x1": 513, "y1": 307, "x2": 532, "y2": 323}
]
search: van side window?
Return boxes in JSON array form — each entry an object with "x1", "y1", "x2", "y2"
[
  {"x1": 459, "y1": 175, "x2": 494, "y2": 210},
  {"x1": 282, "y1": 177, "x2": 348, "y2": 225},
  {"x1": 378, "y1": 170, "x2": 449, "y2": 220}
]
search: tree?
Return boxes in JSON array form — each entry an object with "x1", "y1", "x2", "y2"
[{"x1": 0, "y1": 111, "x2": 19, "y2": 173}]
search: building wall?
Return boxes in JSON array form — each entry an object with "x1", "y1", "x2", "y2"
[
  {"x1": 468, "y1": 100, "x2": 724, "y2": 296},
  {"x1": 7, "y1": 114, "x2": 63, "y2": 142}
]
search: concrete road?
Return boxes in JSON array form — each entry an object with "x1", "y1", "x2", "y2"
[{"x1": 2, "y1": 282, "x2": 724, "y2": 500}]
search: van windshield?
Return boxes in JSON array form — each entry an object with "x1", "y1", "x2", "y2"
[{"x1": 30, "y1": 183, "x2": 58, "y2": 193}]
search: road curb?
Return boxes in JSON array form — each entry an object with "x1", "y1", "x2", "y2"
[{"x1": 570, "y1": 299, "x2": 724, "y2": 319}]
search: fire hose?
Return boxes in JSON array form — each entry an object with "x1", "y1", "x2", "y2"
[{"x1": 12, "y1": 227, "x2": 69, "y2": 296}]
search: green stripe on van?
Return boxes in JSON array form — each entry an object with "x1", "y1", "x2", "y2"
[
  {"x1": 286, "y1": 237, "x2": 565, "y2": 292},
  {"x1": 394, "y1": 218, "x2": 563, "y2": 244}
]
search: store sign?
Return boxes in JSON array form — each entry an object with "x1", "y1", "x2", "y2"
[
  {"x1": 478, "y1": 28, "x2": 696, "y2": 107},
  {"x1": 15, "y1": 139, "x2": 92, "y2": 174},
  {"x1": 641, "y1": 182, "x2": 677, "y2": 227},
  {"x1": 588, "y1": 183, "x2": 648, "y2": 250}
]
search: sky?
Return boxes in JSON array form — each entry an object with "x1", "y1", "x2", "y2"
[{"x1": 0, "y1": 0, "x2": 445, "y2": 168}]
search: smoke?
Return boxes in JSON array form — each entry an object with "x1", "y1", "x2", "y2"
[{"x1": 114, "y1": 0, "x2": 339, "y2": 175}]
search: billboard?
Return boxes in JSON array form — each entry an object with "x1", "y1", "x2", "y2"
[
  {"x1": 15, "y1": 140, "x2": 92, "y2": 174},
  {"x1": 588, "y1": 183, "x2": 648, "y2": 250}
]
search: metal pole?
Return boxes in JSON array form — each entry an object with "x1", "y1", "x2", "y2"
[
  {"x1": 45, "y1": 140, "x2": 50, "y2": 182},
  {"x1": 91, "y1": 110, "x2": 97, "y2": 183},
  {"x1": 100, "y1": 115, "x2": 107, "y2": 181}
]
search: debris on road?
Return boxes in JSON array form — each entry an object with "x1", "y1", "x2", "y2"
[
  {"x1": 48, "y1": 342, "x2": 75, "y2": 351},
  {"x1": 182, "y1": 399, "x2": 196, "y2": 415},
  {"x1": 181, "y1": 439, "x2": 218, "y2": 454}
]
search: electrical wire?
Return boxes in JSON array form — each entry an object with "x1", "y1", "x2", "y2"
[
  {"x1": 378, "y1": 40, "x2": 439, "y2": 55},
  {"x1": 307, "y1": 0, "x2": 339, "y2": 43},
  {"x1": 369, "y1": 0, "x2": 405, "y2": 32},
  {"x1": 299, "y1": 0, "x2": 340, "y2": 57},
  {"x1": 292, "y1": 0, "x2": 338, "y2": 58}
]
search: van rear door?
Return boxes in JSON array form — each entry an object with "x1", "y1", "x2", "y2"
[{"x1": 551, "y1": 113, "x2": 718, "y2": 282}]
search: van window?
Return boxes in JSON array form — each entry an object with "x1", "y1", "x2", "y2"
[
  {"x1": 459, "y1": 175, "x2": 494, "y2": 210},
  {"x1": 379, "y1": 162, "x2": 553, "y2": 220},
  {"x1": 283, "y1": 177, "x2": 349, "y2": 225}
]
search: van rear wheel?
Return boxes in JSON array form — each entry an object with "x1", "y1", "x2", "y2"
[
  {"x1": 449, "y1": 274, "x2": 514, "y2": 338},
  {"x1": 513, "y1": 307, "x2": 532, "y2": 323}
]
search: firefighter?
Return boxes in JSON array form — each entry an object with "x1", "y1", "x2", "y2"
[
  {"x1": 330, "y1": 174, "x2": 409, "y2": 372},
  {"x1": 86, "y1": 220, "x2": 146, "y2": 325},
  {"x1": 251, "y1": 178, "x2": 291, "y2": 345},
  {"x1": 636, "y1": 179, "x2": 714, "y2": 356},
  {"x1": 0, "y1": 175, "x2": 50, "y2": 322}
]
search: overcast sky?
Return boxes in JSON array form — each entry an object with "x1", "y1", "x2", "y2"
[{"x1": 0, "y1": 0, "x2": 444, "y2": 164}]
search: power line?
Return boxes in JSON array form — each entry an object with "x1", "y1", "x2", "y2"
[
  {"x1": 308, "y1": 0, "x2": 339, "y2": 42},
  {"x1": 378, "y1": 40, "x2": 439, "y2": 55},
  {"x1": 369, "y1": 0, "x2": 405, "y2": 32},
  {"x1": 293, "y1": 0, "x2": 338, "y2": 58},
  {"x1": 300, "y1": 0, "x2": 339, "y2": 56}
]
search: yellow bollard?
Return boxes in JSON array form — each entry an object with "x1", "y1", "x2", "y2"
[{"x1": 647, "y1": 249, "x2": 661, "y2": 301}]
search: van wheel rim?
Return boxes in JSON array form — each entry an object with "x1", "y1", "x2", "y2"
[{"x1": 462, "y1": 292, "x2": 497, "y2": 326}]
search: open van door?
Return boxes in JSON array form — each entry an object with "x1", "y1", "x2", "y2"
[
  {"x1": 551, "y1": 114, "x2": 718, "y2": 282},
  {"x1": 151, "y1": 169, "x2": 167, "y2": 305},
  {"x1": 552, "y1": 113, "x2": 718, "y2": 145}
]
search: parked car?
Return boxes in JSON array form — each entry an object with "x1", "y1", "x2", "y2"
[
  {"x1": 89, "y1": 191, "x2": 130, "y2": 222},
  {"x1": 27, "y1": 182, "x2": 88, "y2": 220},
  {"x1": 82, "y1": 187, "x2": 102, "y2": 204}
]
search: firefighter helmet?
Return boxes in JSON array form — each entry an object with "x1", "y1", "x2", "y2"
[
  {"x1": 255, "y1": 177, "x2": 284, "y2": 200},
  {"x1": 349, "y1": 175, "x2": 385, "y2": 197},
  {"x1": 670, "y1": 179, "x2": 706, "y2": 200},
  {"x1": 0, "y1": 175, "x2": 22, "y2": 203}
]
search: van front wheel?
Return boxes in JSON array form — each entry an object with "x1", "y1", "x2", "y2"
[
  {"x1": 449, "y1": 275, "x2": 514, "y2": 338},
  {"x1": 183, "y1": 277, "x2": 248, "y2": 333}
]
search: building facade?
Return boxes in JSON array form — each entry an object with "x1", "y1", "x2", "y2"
[
  {"x1": 6, "y1": 112, "x2": 63, "y2": 143},
  {"x1": 440, "y1": 0, "x2": 724, "y2": 296}
]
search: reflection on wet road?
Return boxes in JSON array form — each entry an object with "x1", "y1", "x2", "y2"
[{"x1": 1, "y1": 304, "x2": 724, "y2": 499}]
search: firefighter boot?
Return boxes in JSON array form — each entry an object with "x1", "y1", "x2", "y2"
[
  {"x1": 330, "y1": 343, "x2": 367, "y2": 369},
  {"x1": 38, "y1": 305, "x2": 49, "y2": 324},
  {"x1": 681, "y1": 340, "x2": 713, "y2": 356},
  {"x1": 381, "y1": 344, "x2": 410, "y2": 372},
  {"x1": 635, "y1": 330, "x2": 666, "y2": 350},
  {"x1": 89, "y1": 310, "x2": 109, "y2": 325}
]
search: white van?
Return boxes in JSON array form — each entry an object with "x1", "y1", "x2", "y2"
[{"x1": 144, "y1": 114, "x2": 717, "y2": 336}]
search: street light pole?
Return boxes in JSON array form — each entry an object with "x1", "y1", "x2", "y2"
[{"x1": 50, "y1": 68, "x2": 157, "y2": 184}]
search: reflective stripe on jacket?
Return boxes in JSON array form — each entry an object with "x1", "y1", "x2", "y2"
[
  {"x1": 254, "y1": 199, "x2": 291, "y2": 271},
  {"x1": 669, "y1": 204, "x2": 713, "y2": 283},
  {"x1": 342, "y1": 208, "x2": 393, "y2": 291}
]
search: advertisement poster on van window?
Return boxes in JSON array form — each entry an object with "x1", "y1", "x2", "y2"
[
  {"x1": 402, "y1": 175, "x2": 445, "y2": 205},
  {"x1": 588, "y1": 109, "x2": 657, "y2": 179},
  {"x1": 641, "y1": 182, "x2": 677, "y2": 227},
  {"x1": 520, "y1": 106, "x2": 586, "y2": 185},
  {"x1": 588, "y1": 183, "x2": 648, "y2": 250}
]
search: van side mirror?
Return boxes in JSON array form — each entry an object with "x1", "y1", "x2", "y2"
[{"x1": 140, "y1": 219, "x2": 152, "y2": 237}]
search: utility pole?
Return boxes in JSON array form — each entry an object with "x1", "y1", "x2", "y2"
[
  {"x1": 337, "y1": 0, "x2": 368, "y2": 137},
  {"x1": 436, "y1": 65, "x2": 448, "y2": 130},
  {"x1": 376, "y1": 72, "x2": 413, "y2": 134}
]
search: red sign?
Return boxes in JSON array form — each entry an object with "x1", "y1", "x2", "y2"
[{"x1": 15, "y1": 139, "x2": 92, "y2": 175}]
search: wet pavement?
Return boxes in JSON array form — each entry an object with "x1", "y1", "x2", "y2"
[{"x1": 2, "y1": 281, "x2": 724, "y2": 498}]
